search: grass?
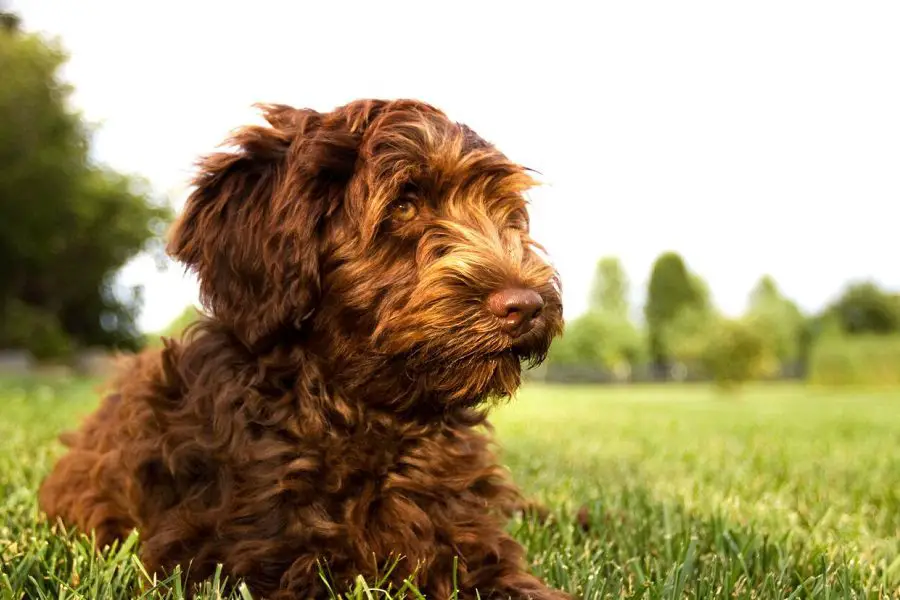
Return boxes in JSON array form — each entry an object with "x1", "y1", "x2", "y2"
[{"x1": 1, "y1": 375, "x2": 898, "y2": 599}]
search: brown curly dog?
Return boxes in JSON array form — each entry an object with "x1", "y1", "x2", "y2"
[{"x1": 38, "y1": 98, "x2": 569, "y2": 600}]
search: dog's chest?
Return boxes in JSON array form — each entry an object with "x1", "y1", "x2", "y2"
[
  {"x1": 320, "y1": 425, "x2": 464, "y2": 498},
  {"x1": 331, "y1": 431, "x2": 477, "y2": 546}
]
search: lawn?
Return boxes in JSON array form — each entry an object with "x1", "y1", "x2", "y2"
[{"x1": 1, "y1": 376, "x2": 898, "y2": 599}]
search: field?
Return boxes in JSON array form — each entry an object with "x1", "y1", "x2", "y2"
[{"x1": 1, "y1": 376, "x2": 898, "y2": 599}]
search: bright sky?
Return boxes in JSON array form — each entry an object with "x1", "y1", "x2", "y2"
[{"x1": 10, "y1": 0, "x2": 900, "y2": 333}]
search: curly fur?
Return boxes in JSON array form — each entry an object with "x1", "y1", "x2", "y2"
[{"x1": 38, "y1": 99, "x2": 568, "y2": 600}]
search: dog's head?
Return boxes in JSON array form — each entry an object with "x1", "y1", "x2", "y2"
[{"x1": 168, "y1": 99, "x2": 563, "y2": 402}]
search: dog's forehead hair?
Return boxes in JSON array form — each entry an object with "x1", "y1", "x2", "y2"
[
  {"x1": 363, "y1": 113, "x2": 531, "y2": 204},
  {"x1": 458, "y1": 123, "x2": 493, "y2": 152},
  {"x1": 343, "y1": 110, "x2": 537, "y2": 249}
]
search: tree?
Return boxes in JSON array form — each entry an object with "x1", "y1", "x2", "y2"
[
  {"x1": 660, "y1": 304, "x2": 717, "y2": 369},
  {"x1": 547, "y1": 310, "x2": 644, "y2": 372},
  {"x1": 549, "y1": 255, "x2": 644, "y2": 375},
  {"x1": 0, "y1": 9, "x2": 19, "y2": 32},
  {"x1": 589, "y1": 256, "x2": 629, "y2": 318},
  {"x1": 689, "y1": 272, "x2": 712, "y2": 312},
  {"x1": 0, "y1": 17, "x2": 171, "y2": 358},
  {"x1": 744, "y1": 275, "x2": 805, "y2": 367},
  {"x1": 644, "y1": 252, "x2": 708, "y2": 369},
  {"x1": 824, "y1": 281, "x2": 900, "y2": 336}
]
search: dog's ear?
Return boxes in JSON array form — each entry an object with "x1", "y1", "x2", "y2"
[{"x1": 167, "y1": 100, "x2": 389, "y2": 348}]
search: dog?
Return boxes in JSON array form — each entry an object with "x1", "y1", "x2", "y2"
[{"x1": 38, "y1": 99, "x2": 568, "y2": 599}]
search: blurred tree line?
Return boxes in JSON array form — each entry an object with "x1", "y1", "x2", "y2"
[
  {"x1": 547, "y1": 251, "x2": 900, "y2": 389},
  {"x1": 0, "y1": 9, "x2": 171, "y2": 360},
  {"x1": 4, "y1": 8, "x2": 898, "y2": 386}
]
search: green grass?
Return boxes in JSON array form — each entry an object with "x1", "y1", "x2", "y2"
[{"x1": 1, "y1": 376, "x2": 899, "y2": 599}]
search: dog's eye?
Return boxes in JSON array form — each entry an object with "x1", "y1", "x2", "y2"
[{"x1": 391, "y1": 200, "x2": 419, "y2": 223}]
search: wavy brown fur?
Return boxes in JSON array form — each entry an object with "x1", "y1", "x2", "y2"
[{"x1": 38, "y1": 99, "x2": 569, "y2": 600}]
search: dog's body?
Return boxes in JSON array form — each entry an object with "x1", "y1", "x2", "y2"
[{"x1": 39, "y1": 99, "x2": 567, "y2": 600}]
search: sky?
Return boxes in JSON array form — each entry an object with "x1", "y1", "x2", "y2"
[{"x1": 9, "y1": 0, "x2": 900, "y2": 333}]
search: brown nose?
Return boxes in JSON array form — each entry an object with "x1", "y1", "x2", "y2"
[{"x1": 487, "y1": 288, "x2": 544, "y2": 336}]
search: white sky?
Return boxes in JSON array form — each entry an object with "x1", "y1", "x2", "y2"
[{"x1": 10, "y1": 0, "x2": 900, "y2": 332}]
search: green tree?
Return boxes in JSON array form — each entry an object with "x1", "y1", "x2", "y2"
[
  {"x1": 825, "y1": 281, "x2": 900, "y2": 336},
  {"x1": 548, "y1": 311, "x2": 644, "y2": 372},
  {"x1": 0, "y1": 17, "x2": 171, "y2": 358},
  {"x1": 549, "y1": 256, "x2": 644, "y2": 375},
  {"x1": 1, "y1": 8, "x2": 19, "y2": 32},
  {"x1": 644, "y1": 252, "x2": 707, "y2": 369},
  {"x1": 660, "y1": 304, "x2": 717, "y2": 369},
  {"x1": 689, "y1": 272, "x2": 712, "y2": 312},
  {"x1": 744, "y1": 275, "x2": 805, "y2": 367},
  {"x1": 589, "y1": 256, "x2": 629, "y2": 318}
]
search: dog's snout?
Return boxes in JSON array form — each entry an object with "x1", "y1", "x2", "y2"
[{"x1": 487, "y1": 288, "x2": 544, "y2": 336}]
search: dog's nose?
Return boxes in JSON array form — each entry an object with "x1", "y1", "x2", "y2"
[{"x1": 487, "y1": 288, "x2": 544, "y2": 336}]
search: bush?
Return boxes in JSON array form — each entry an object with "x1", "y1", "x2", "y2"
[
  {"x1": 699, "y1": 317, "x2": 772, "y2": 390},
  {"x1": 808, "y1": 335, "x2": 900, "y2": 387}
]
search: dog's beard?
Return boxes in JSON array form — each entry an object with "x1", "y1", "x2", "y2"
[
  {"x1": 415, "y1": 352, "x2": 522, "y2": 405},
  {"x1": 372, "y1": 299, "x2": 561, "y2": 406}
]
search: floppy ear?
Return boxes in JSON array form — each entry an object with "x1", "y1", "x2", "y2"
[{"x1": 167, "y1": 100, "x2": 389, "y2": 348}]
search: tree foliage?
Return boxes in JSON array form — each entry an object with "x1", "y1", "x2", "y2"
[
  {"x1": 644, "y1": 252, "x2": 708, "y2": 367},
  {"x1": 744, "y1": 275, "x2": 805, "y2": 365},
  {"x1": 659, "y1": 304, "x2": 717, "y2": 368},
  {"x1": 824, "y1": 281, "x2": 900, "y2": 336},
  {"x1": 550, "y1": 256, "x2": 644, "y2": 373},
  {"x1": 549, "y1": 310, "x2": 644, "y2": 371},
  {"x1": 589, "y1": 256, "x2": 630, "y2": 318},
  {"x1": 0, "y1": 8, "x2": 19, "y2": 32},
  {"x1": 0, "y1": 17, "x2": 171, "y2": 358}
]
